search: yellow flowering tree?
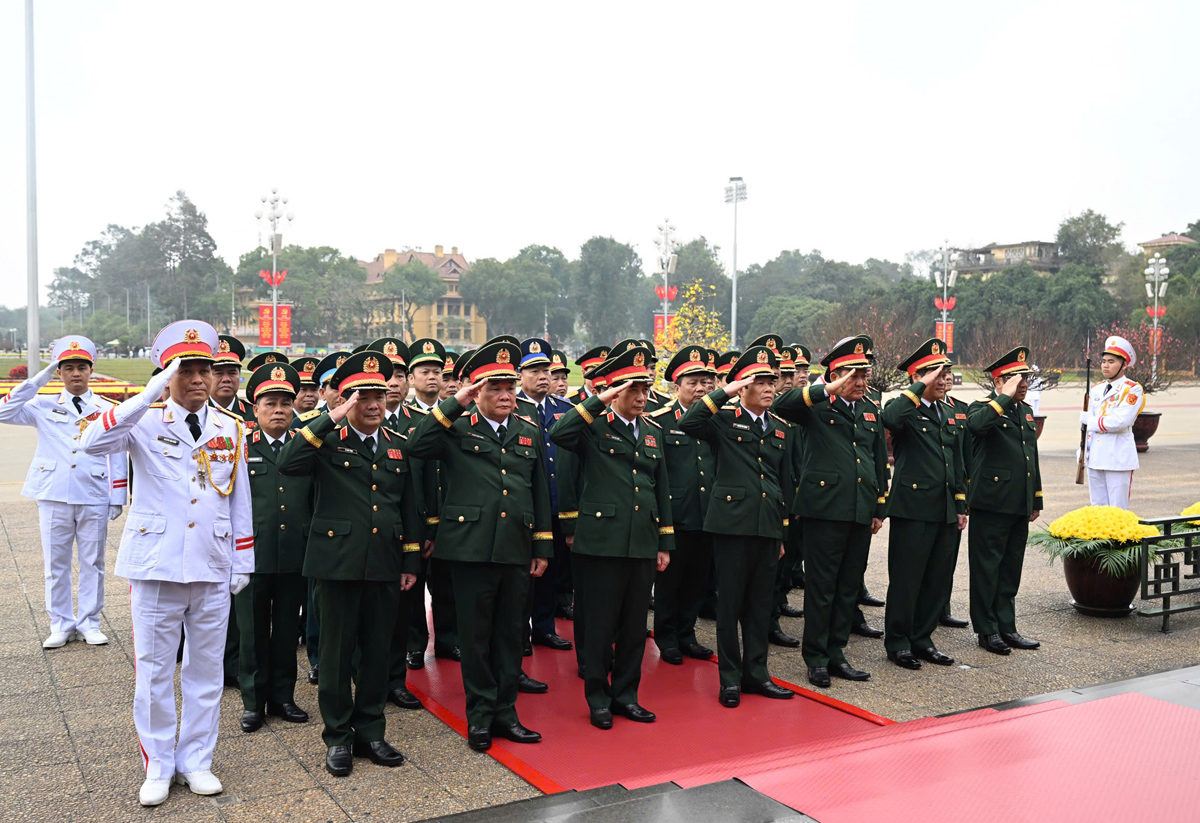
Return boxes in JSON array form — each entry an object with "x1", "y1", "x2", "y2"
[
  {"x1": 654, "y1": 280, "x2": 731, "y2": 388},
  {"x1": 1028, "y1": 505, "x2": 1159, "y2": 577}
]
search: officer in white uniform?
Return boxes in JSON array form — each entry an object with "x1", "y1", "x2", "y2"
[
  {"x1": 81, "y1": 320, "x2": 254, "y2": 807},
  {"x1": 1081, "y1": 335, "x2": 1144, "y2": 510},
  {"x1": 0, "y1": 335, "x2": 127, "y2": 648}
]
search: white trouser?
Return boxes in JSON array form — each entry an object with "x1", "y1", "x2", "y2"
[
  {"x1": 37, "y1": 501, "x2": 109, "y2": 634},
  {"x1": 129, "y1": 579, "x2": 229, "y2": 780},
  {"x1": 1087, "y1": 468, "x2": 1133, "y2": 510}
]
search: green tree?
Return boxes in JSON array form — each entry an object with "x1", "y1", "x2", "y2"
[
  {"x1": 512, "y1": 245, "x2": 577, "y2": 341},
  {"x1": 573, "y1": 237, "x2": 644, "y2": 345},
  {"x1": 1056, "y1": 209, "x2": 1125, "y2": 267},
  {"x1": 671, "y1": 238, "x2": 731, "y2": 328},
  {"x1": 460, "y1": 256, "x2": 558, "y2": 340},
  {"x1": 382, "y1": 259, "x2": 447, "y2": 337},
  {"x1": 745, "y1": 296, "x2": 839, "y2": 348}
]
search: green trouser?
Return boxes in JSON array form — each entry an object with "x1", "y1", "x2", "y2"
[
  {"x1": 223, "y1": 602, "x2": 239, "y2": 681},
  {"x1": 235, "y1": 572, "x2": 306, "y2": 711},
  {"x1": 770, "y1": 524, "x2": 805, "y2": 633},
  {"x1": 449, "y1": 560, "x2": 528, "y2": 729},
  {"x1": 555, "y1": 550, "x2": 574, "y2": 612},
  {"x1": 314, "y1": 578, "x2": 398, "y2": 747},
  {"x1": 407, "y1": 557, "x2": 458, "y2": 655},
  {"x1": 884, "y1": 518, "x2": 959, "y2": 653},
  {"x1": 573, "y1": 553, "x2": 655, "y2": 709},
  {"x1": 943, "y1": 528, "x2": 964, "y2": 618},
  {"x1": 801, "y1": 518, "x2": 872, "y2": 668},
  {"x1": 386, "y1": 581, "x2": 416, "y2": 692},
  {"x1": 789, "y1": 516, "x2": 806, "y2": 588},
  {"x1": 968, "y1": 509, "x2": 1029, "y2": 636},
  {"x1": 712, "y1": 536, "x2": 778, "y2": 688},
  {"x1": 653, "y1": 530, "x2": 713, "y2": 651}
]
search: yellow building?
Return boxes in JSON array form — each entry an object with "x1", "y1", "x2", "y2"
[
  {"x1": 358, "y1": 246, "x2": 488, "y2": 347},
  {"x1": 955, "y1": 241, "x2": 1061, "y2": 279},
  {"x1": 1137, "y1": 234, "x2": 1198, "y2": 256}
]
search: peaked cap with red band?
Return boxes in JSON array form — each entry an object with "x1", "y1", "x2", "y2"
[
  {"x1": 1103, "y1": 335, "x2": 1136, "y2": 368},
  {"x1": 820, "y1": 335, "x2": 872, "y2": 372},
  {"x1": 368, "y1": 337, "x2": 410, "y2": 368},
  {"x1": 665, "y1": 345, "x2": 715, "y2": 383},
  {"x1": 247, "y1": 350, "x2": 288, "y2": 371},
  {"x1": 332, "y1": 350, "x2": 393, "y2": 394},
  {"x1": 152, "y1": 320, "x2": 218, "y2": 368},
  {"x1": 984, "y1": 346, "x2": 1033, "y2": 381},
  {"x1": 214, "y1": 335, "x2": 247, "y2": 364},
  {"x1": 731, "y1": 346, "x2": 778, "y2": 382},
  {"x1": 596, "y1": 345, "x2": 653, "y2": 385},
  {"x1": 52, "y1": 335, "x2": 96, "y2": 365},
  {"x1": 246, "y1": 362, "x2": 301, "y2": 401},
  {"x1": 464, "y1": 341, "x2": 521, "y2": 383},
  {"x1": 715, "y1": 350, "x2": 740, "y2": 376},
  {"x1": 899, "y1": 338, "x2": 952, "y2": 377}
]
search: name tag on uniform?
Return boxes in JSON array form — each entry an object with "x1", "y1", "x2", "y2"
[
  {"x1": 387, "y1": 449, "x2": 403, "y2": 459},
  {"x1": 466, "y1": 431, "x2": 487, "y2": 440},
  {"x1": 51, "y1": 408, "x2": 67, "y2": 415},
  {"x1": 246, "y1": 456, "x2": 263, "y2": 463},
  {"x1": 732, "y1": 422, "x2": 751, "y2": 431},
  {"x1": 670, "y1": 429, "x2": 685, "y2": 435},
  {"x1": 156, "y1": 435, "x2": 180, "y2": 446},
  {"x1": 863, "y1": 413, "x2": 876, "y2": 422},
  {"x1": 645, "y1": 436, "x2": 656, "y2": 447},
  {"x1": 337, "y1": 446, "x2": 357, "y2": 454}
]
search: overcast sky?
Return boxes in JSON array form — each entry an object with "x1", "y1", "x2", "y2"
[{"x1": 1, "y1": 0, "x2": 1197, "y2": 306}]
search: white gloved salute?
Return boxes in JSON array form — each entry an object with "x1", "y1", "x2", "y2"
[
  {"x1": 109, "y1": 506, "x2": 123, "y2": 522},
  {"x1": 33, "y1": 361, "x2": 59, "y2": 386},
  {"x1": 141, "y1": 358, "x2": 180, "y2": 406},
  {"x1": 229, "y1": 574, "x2": 250, "y2": 596}
]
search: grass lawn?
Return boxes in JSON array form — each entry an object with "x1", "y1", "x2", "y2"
[{"x1": 0, "y1": 357, "x2": 159, "y2": 386}]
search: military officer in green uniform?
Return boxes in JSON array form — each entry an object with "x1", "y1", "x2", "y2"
[
  {"x1": 880, "y1": 339, "x2": 965, "y2": 670},
  {"x1": 649, "y1": 345, "x2": 716, "y2": 665},
  {"x1": 773, "y1": 345, "x2": 810, "y2": 631},
  {"x1": 940, "y1": 366, "x2": 972, "y2": 628},
  {"x1": 773, "y1": 336, "x2": 888, "y2": 688},
  {"x1": 551, "y1": 345, "x2": 673, "y2": 729},
  {"x1": 289, "y1": 356, "x2": 321, "y2": 428},
  {"x1": 680, "y1": 346, "x2": 796, "y2": 708},
  {"x1": 366, "y1": 338, "x2": 411, "y2": 432},
  {"x1": 237, "y1": 363, "x2": 313, "y2": 732},
  {"x1": 568, "y1": 346, "x2": 610, "y2": 405},
  {"x1": 440, "y1": 351, "x2": 461, "y2": 399},
  {"x1": 314, "y1": 351, "x2": 349, "y2": 413},
  {"x1": 279, "y1": 351, "x2": 421, "y2": 776},
  {"x1": 967, "y1": 346, "x2": 1043, "y2": 655},
  {"x1": 407, "y1": 341, "x2": 553, "y2": 752},
  {"x1": 714, "y1": 350, "x2": 739, "y2": 389}
]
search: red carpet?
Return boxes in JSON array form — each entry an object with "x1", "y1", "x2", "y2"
[{"x1": 404, "y1": 617, "x2": 889, "y2": 793}]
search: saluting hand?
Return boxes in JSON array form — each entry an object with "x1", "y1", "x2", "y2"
[
  {"x1": 919, "y1": 366, "x2": 944, "y2": 390},
  {"x1": 825, "y1": 369, "x2": 856, "y2": 398},
  {"x1": 329, "y1": 390, "x2": 358, "y2": 423},
  {"x1": 597, "y1": 380, "x2": 633, "y2": 405},
  {"x1": 454, "y1": 378, "x2": 488, "y2": 406},
  {"x1": 1001, "y1": 374, "x2": 1023, "y2": 398}
]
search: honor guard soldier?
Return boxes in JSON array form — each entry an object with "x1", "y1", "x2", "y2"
[
  {"x1": 367, "y1": 338, "x2": 411, "y2": 431},
  {"x1": 289, "y1": 356, "x2": 321, "y2": 425},
  {"x1": 0, "y1": 335, "x2": 127, "y2": 648},
  {"x1": 1081, "y1": 335, "x2": 1143, "y2": 509},
  {"x1": 680, "y1": 347, "x2": 795, "y2": 707},
  {"x1": 549, "y1": 350, "x2": 571, "y2": 398},
  {"x1": 939, "y1": 366, "x2": 972, "y2": 628},
  {"x1": 440, "y1": 351, "x2": 461, "y2": 398},
  {"x1": 408, "y1": 341, "x2": 554, "y2": 751},
  {"x1": 714, "y1": 350, "x2": 739, "y2": 388},
  {"x1": 648, "y1": 345, "x2": 717, "y2": 665},
  {"x1": 568, "y1": 345, "x2": 610, "y2": 404},
  {"x1": 236, "y1": 363, "x2": 312, "y2": 733},
  {"x1": 880, "y1": 339, "x2": 965, "y2": 670},
  {"x1": 211, "y1": 335, "x2": 256, "y2": 425},
  {"x1": 773, "y1": 336, "x2": 888, "y2": 688},
  {"x1": 967, "y1": 347, "x2": 1043, "y2": 655},
  {"x1": 279, "y1": 351, "x2": 422, "y2": 776},
  {"x1": 81, "y1": 321, "x2": 253, "y2": 806}
]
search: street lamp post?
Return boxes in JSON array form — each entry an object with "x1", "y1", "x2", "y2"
[
  {"x1": 932, "y1": 240, "x2": 958, "y2": 348},
  {"x1": 724, "y1": 177, "x2": 747, "y2": 346},
  {"x1": 1145, "y1": 252, "x2": 1170, "y2": 382},
  {"x1": 653, "y1": 219, "x2": 679, "y2": 348},
  {"x1": 255, "y1": 189, "x2": 295, "y2": 349}
]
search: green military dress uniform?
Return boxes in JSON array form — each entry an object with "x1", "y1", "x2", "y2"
[
  {"x1": 278, "y1": 352, "x2": 422, "y2": 750},
  {"x1": 406, "y1": 342, "x2": 553, "y2": 732},
  {"x1": 943, "y1": 393, "x2": 973, "y2": 620},
  {"x1": 966, "y1": 348, "x2": 1043, "y2": 639},
  {"x1": 778, "y1": 346, "x2": 812, "y2": 600}
]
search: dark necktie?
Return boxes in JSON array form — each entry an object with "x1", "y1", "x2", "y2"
[
  {"x1": 496, "y1": 424, "x2": 506, "y2": 443},
  {"x1": 537, "y1": 403, "x2": 547, "y2": 430},
  {"x1": 185, "y1": 412, "x2": 202, "y2": 442},
  {"x1": 760, "y1": 416, "x2": 768, "y2": 434},
  {"x1": 624, "y1": 420, "x2": 637, "y2": 441},
  {"x1": 73, "y1": 396, "x2": 83, "y2": 414},
  {"x1": 1103, "y1": 383, "x2": 1112, "y2": 397},
  {"x1": 271, "y1": 439, "x2": 282, "y2": 456},
  {"x1": 365, "y1": 435, "x2": 376, "y2": 454}
]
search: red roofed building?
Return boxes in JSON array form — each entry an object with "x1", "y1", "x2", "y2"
[
  {"x1": 1137, "y1": 234, "x2": 1198, "y2": 256},
  {"x1": 358, "y1": 245, "x2": 487, "y2": 345}
]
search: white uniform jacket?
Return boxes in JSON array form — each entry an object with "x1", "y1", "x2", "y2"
[
  {"x1": 81, "y1": 395, "x2": 254, "y2": 583},
  {"x1": 0, "y1": 380, "x2": 128, "y2": 506},
  {"x1": 1083, "y1": 376, "x2": 1144, "y2": 472}
]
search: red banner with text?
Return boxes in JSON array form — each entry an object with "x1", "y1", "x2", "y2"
[
  {"x1": 258, "y1": 305, "x2": 293, "y2": 348},
  {"x1": 935, "y1": 320, "x2": 954, "y2": 354}
]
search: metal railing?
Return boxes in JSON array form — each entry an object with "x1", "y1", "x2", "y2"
[{"x1": 1138, "y1": 515, "x2": 1200, "y2": 632}]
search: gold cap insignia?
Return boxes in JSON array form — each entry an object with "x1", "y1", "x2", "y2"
[
  {"x1": 766, "y1": 338, "x2": 777, "y2": 350},
  {"x1": 1017, "y1": 351, "x2": 1026, "y2": 362},
  {"x1": 270, "y1": 366, "x2": 285, "y2": 381},
  {"x1": 444, "y1": 356, "x2": 453, "y2": 367},
  {"x1": 384, "y1": 342, "x2": 398, "y2": 356},
  {"x1": 634, "y1": 352, "x2": 646, "y2": 367},
  {"x1": 757, "y1": 350, "x2": 769, "y2": 363},
  {"x1": 69, "y1": 340, "x2": 81, "y2": 350},
  {"x1": 707, "y1": 352, "x2": 716, "y2": 366},
  {"x1": 185, "y1": 328, "x2": 200, "y2": 343},
  {"x1": 218, "y1": 340, "x2": 231, "y2": 353},
  {"x1": 627, "y1": 342, "x2": 637, "y2": 351},
  {"x1": 336, "y1": 355, "x2": 347, "y2": 367},
  {"x1": 364, "y1": 356, "x2": 380, "y2": 373},
  {"x1": 600, "y1": 349, "x2": 609, "y2": 359},
  {"x1": 497, "y1": 348, "x2": 511, "y2": 364},
  {"x1": 423, "y1": 341, "x2": 435, "y2": 354},
  {"x1": 302, "y1": 361, "x2": 315, "y2": 373},
  {"x1": 854, "y1": 343, "x2": 864, "y2": 354},
  {"x1": 265, "y1": 354, "x2": 277, "y2": 363},
  {"x1": 529, "y1": 341, "x2": 541, "y2": 353},
  {"x1": 689, "y1": 349, "x2": 701, "y2": 362},
  {"x1": 931, "y1": 342, "x2": 940, "y2": 355},
  {"x1": 552, "y1": 354, "x2": 562, "y2": 364}
]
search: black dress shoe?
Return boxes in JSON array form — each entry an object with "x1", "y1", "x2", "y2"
[
  {"x1": 308, "y1": 665, "x2": 319, "y2": 685},
  {"x1": 351, "y1": 739, "x2": 405, "y2": 767},
  {"x1": 719, "y1": 686, "x2": 741, "y2": 707},
  {"x1": 590, "y1": 707, "x2": 613, "y2": 729},
  {"x1": 467, "y1": 726, "x2": 492, "y2": 751},
  {"x1": 830, "y1": 662, "x2": 871, "y2": 681},
  {"x1": 612, "y1": 702, "x2": 656, "y2": 722},
  {"x1": 434, "y1": 644, "x2": 461, "y2": 661},
  {"x1": 780, "y1": 603, "x2": 805, "y2": 618},
  {"x1": 1000, "y1": 632, "x2": 1040, "y2": 650},
  {"x1": 388, "y1": 686, "x2": 423, "y2": 710},
  {"x1": 858, "y1": 593, "x2": 886, "y2": 608},
  {"x1": 325, "y1": 745, "x2": 353, "y2": 776},
  {"x1": 240, "y1": 710, "x2": 264, "y2": 733},
  {"x1": 490, "y1": 721, "x2": 542, "y2": 743},
  {"x1": 768, "y1": 629, "x2": 801, "y2": 647},
  {"x1": 915, "y1": 647, "x2": 955, "y2": 666},
  {"x1": 978, "y1": 634, "x2": 1012, "y2": 655},
  {"x1": 851, "y1": 622, "x2": 884, "y2": 638},
  {"x1": 887, "y1": 650, "x2": 922, "y2": 670},
  {"x1": 939, "y1": 614, "x2": 969, "y2": 628},
  {"x1": 532, "y1": 633, "x2": 573, "y2": 651},
  {"x1": 406, "y1": 651, "x2": 425, "y2": 670},
  {"x1": 522, "y1": 639, "x2": 533, "y2": 657},
  {"x1": 517, "y1": 673, "x2": 548, "y2": 694},
  {"x1": 267, "y1": 702, "x2": 309, "y2": 723},
  {"x1": 681, "y1": 642, "x2": 714, "y2": 659},
  {"x1": 554, "y1": 604, "x2": 575, "y2": 620},
  {"x1": 743, "y1": 680, "x2": 795, "y2": 699},
  {"x1": 659, "y1": 647, "x2": 684, "y2": 665},
  {"x1": 808, "y1": 667, "x2": 831, "y2": 688}
]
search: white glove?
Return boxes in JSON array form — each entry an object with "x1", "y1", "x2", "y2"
[
  {"x1": 1078, "y1": 411, "x2": 1090, "y2": 426},
  {"x1": 230, "y1": 574, "x2": 251, "y2": 595},
  {"x1": 108, "y1": 505, "x2": 122, "y2": 521},
  {"x1": 34, "y1": 362, "x2": 58, "y2": 386},
  {"x1": 142, "y1": 358, "x2": 180, "y2": 404}
]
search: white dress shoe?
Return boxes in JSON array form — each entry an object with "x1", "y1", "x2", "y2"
[
  {"x1": 42, "y1": 631, "x2": 72, "y2": 649},
  {"x1": 81, "y1": 629, "x2": 109, "y2": 645},
  {"x1": 175, "y1": 770, "x2": 222, "y2": 795},
  {"x1": 139, "y1": 778, "x2": 172, "y2": 806}
]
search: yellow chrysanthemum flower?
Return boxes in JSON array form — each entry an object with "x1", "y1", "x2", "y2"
[{"x1": 1048, "y1": 506, "x2": 1158, "y2": 543}]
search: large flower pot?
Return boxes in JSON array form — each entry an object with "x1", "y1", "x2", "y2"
[
  {"x1": 1033, "y1": 415, "x2": 1047, "y2": 440},
  {"x1": 1132, "y1": 411, "x2": 1161, "y2": 453},
  {"x1": 1062, "y1": 554, "x2": 1139, "y2": 617}
]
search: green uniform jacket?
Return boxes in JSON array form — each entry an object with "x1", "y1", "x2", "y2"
[
  {"x1": 246, "y1": 429, "x2": 313, "y2": 574},
  {"x1": 772, "y1": 383, "x2": 889, "y2": 526},
  {"x1": 407, "y1": 398, "x2": 554, "y2": 565},
  {"x1": 400, "y1": 402, "x2": 442, "y2": 541},
  {"x1": 215, "y1": 396, "x2": 258, "y2": 428},
  {"x1": 648, "y1": 399, "x2": 714, "y2": 531},
  {"x1": 966, "y1": 392, "x2": 1044, "y2": 516},
  {"x1": 945, "y1": 395, "x2": 974, "y2": 500},
  {"x1": 678, "y1": 390, "x2": 794, "y2": 539},
  {"x1": 549, "y1": 395, "x2": 675, "y2": 558},
  {"x1": 280, "y1": 413, "x2": 422, "y2": 581},
  {"x1": 881, "y1": 382, "x2": 967, "y2": 524}
]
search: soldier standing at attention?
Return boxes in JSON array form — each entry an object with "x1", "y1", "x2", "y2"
[
  {"x1": 772, "y1": 345, "x2": 810, "y2": 632},
  {"x1": 551, "y1": 345, "x2": 673, "y2": 729},
  {"x1": 288, "y1": 356, "x2": 321, "y2": 426},
  {"x1": 408, "y1": 341, "x2": 553, "y2": 751},
  {"x1": 210, "y1": 335, "x2": 256, "y2": 425},
  {"x1": 880, "y1": 340, "x2": 964, "y2": 670},
  {"x1": 967, "y1": 347, "x2": 1043, "y2": 655},
  {"x1": 81, "y1": 321, "x2": 253, "y2": 806},
  {"x1": 0, "y1": 335, "x2": 127, "y2": 648},
  {"x1": 714, "y1": 350, "x2": 739, "y2": 389},
  {"x1": 567, "y1": 346, "x2": 610, "y2": 404},
  {"x1": 236, "y1": 363, "x2": 312, "y2": 732},
  {"x1": 441, "y1": 352, "x2": 461, "y2": 399},
  {"x1": 279, "y1": 351, "x2": 422, "y2": 776},
  {"x1": 1081, "y1": 335, "x2": 1143, "y2": 509},
  {"x1": 939, "y1": 366, "x2": 972, "y2": 629},
  {"x1": 367, "y1": 338, "x2": 411, "y2": 432},
  {"x1": 549, "y1": 350, "x2": 571, "y2": 398}
]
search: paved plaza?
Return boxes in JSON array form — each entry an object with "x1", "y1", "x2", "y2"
[{"x1": 1, "y1": 383, "x2": 1198, "y2": 821}]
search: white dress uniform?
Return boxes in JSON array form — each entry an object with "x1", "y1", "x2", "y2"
[
  {"x1": 0, "y1": 336, "x2": 127, "y2": 641},
  {"x1": 1082, "y1": 336, "x2": 1144, "y2": 510},
  {"x1": 81, "y1": 321, "x2": 254, "y2": 798}
]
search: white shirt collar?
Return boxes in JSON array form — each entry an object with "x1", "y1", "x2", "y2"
[
  {"x1": 413, "y1": 397, "x2": 435, "y2": 412},
  {"x1": 349, "y1": 424, "x2": 378, "y2": 444},
  {"x1": 168, "y1": 398, "x2": 208, "y2": 435},
  {"x1": 612, "y1": 410, "x2": 639, "y2": 430},
  {"x1": 480, "y1": 413, "x2": 509, "y2": 434},
  {"x1": 263, "y1": 430, "x2": 286, "y2": 447},
  {"x1": 59, "y1": 389, "x2": 93, "y2": 408}
]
